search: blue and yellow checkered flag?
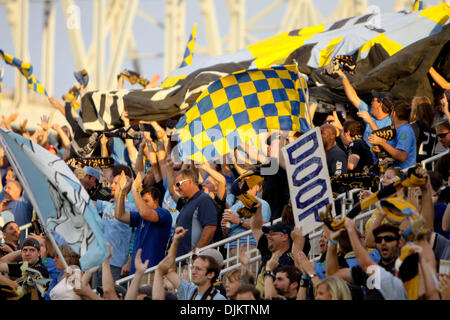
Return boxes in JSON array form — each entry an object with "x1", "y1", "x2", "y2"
[
  {"x1": 176, "y1": 64, "x2": 310, "y2": 163},
  {"x1": 0, "y1": 49, "x2": 47, "y2": 97},
  {"x1": 412, "y1": 0, "x2": 423, "y2": 11},
  {"x1": 179, "y1": 23, "x2": 197, "y2": 68}
]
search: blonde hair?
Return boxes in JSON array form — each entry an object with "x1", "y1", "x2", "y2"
[{"x1": 314, "y1": 277, "x2": 352, "y2": 300}]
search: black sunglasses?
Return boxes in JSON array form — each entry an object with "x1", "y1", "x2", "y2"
[
  {"x1": 436, "y1": 132, "x2": 450, "y2": 139},
  {"x1": 375, "y1": 235, "x2": 398, "y2": 244}
]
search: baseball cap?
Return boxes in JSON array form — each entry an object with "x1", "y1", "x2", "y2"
[
  {"x1": 262, "y1": 221, "x2": 292, "y2": 235},
  {"x1": 96, "y1": 285, "x2": 127, "y2": 299},
  {"x1": 195, "y1": 249, "x2": 224, "y2": 269},
  {"x1": 371, "y1": 90, "x2": 394, "y2": 111},
  {"x1": 83, "y1": 167, "x2": 100, "y2": 181},
  {"x1": 372, "y1": 224, "x2": 400, "y2": 239},
  {"x1": 21, "y1": 237, "x2": 41, "y2": 250}
]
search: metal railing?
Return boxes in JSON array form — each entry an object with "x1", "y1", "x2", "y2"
[
  {"x1": 116, "y1": 149, "x2": 449, "y2": 288},
  {"x1": 115, "y1": 194, "x2": 374, "y2": 288}
]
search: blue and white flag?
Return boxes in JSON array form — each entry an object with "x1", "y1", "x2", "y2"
[{"x1": 0, "y1": 128, "x2": 109, "y2": 271}]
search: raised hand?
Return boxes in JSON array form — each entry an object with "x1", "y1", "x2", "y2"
[
  {"x1": 134, "y1": 248, "x2": 149, "y2": 274},
  {"x1": 173, "y1": 227, "x2": 188, "y2": 241}
]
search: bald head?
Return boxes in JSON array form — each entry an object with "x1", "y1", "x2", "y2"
[{"x1": 320, "y1": 124, "x2": 337, "y2": 150}]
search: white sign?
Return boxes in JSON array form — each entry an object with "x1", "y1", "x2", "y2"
[{"x1": 281, "y1": 127, "x2": 336, "y2": 235}]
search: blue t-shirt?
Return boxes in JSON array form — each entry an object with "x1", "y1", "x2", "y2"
[
  {"x1": 359, "y1": 100, "x2": 392, "y2": 146},
  {"x1": 42, "y1": 257, "x2": 63, "y2": 300},
  {"x1": 129, "y1": 208, "x2": 172, "y2": 274},
  {"x1": 387, "y1": 123, "x2": 416, "y2": 169},
  {"x1": 177, "y1": 279, "x2": 227, "y2": 300},
  {"x1": 96, "y1": 200, "x2": 134, "y2": 268},
  {"x1": 227, "y1": 197, "x2": 271, "y2": 248},
  {"x1": 175, "y1": 191, "x2": 218, "y2": 257}
]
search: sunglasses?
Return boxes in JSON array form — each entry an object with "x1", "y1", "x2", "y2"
[
  {"x1": 375, "y1": 235, "x2": 398, "y2": 244},
  {"x1": 175, "y1": 179, "x2": 190, "y2": 188},
  {"x1": 436, "y1": 132, "x2": 450, "y2": 139}
]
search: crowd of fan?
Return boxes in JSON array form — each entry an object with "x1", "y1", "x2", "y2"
[{"x1": 0, "y1": 64, "x2": 449, "y2": 301}]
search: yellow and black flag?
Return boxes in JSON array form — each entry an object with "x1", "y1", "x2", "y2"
[
  {"x1": 0, "y1": 49, "x2": 47, "y2": 97},
  {"x1": 176, "y1": 64, "x2": 310, "y2": 163},
  {"x1": 180, "y1": 23, "x2": 197, "y2": 68}
]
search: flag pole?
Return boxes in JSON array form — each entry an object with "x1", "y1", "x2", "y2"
[{"x1": 0, "y1": 134, "x2": 69, "y2": 270}]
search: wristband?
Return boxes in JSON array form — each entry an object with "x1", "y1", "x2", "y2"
[
  {"x1": 157, "y1": 141, "x2": 165, "y2": 146},
  {"x1": 340, "y1": 75, "x2": 346, "y2": 80},
  {"x1": 301, "y1": 275, "x2": 310, "y2": 280},
  {"x1": 137, "y1": 154, "x2": 144, "y2": 158},
  {"x1": 132, "y1": 188, "x2": 141, "y2": 193},
  {"x1": 329, "y1": 239, "x2": 338, "y2": 245}
]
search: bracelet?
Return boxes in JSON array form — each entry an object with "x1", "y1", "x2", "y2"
[
  {"x1": 340, "y1": 75, "x2": 346, "y2": 80},
  {"x1": 137, "y1": 154, "x2": 144, "y2": 158},
  {"x1": 301, "y1": 275, "x2": 310, "y2": 280},
  {"x1": 119, "y1": 192, "x2": 127, "y2": 197},
  {"x1": 132, "y1": 188, "x2": 141, "y2": 193},
  {"x1": 263, "y1": 270, "x2": 274, "y2": 279},
  {"x1": 329, "y1": 239, "x2": 338, "y2": 245},
  {"x1": 157, "y1": 141, "x2": 165, "y2": 146}
]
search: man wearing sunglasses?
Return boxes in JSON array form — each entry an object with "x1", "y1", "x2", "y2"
[
  {"x1": 172, "y1": 169, "x2": 218, "y2": 258},
  {"x1": 372, "y1": 224, "x2": 401, "y2": 274},
  {"x1": 433, "y1": 119, "x2": 450, "y2": 149}
]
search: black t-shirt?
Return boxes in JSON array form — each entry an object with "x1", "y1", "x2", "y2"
[
  {"x1": 326, "y1": 145, "x2": 348, "y2": 177},
  {"x1": 261, "y1": 159, "x2": 290, "y2": 220},
  {"x1": 411, "y1": 120, "x2": 436, "y2": 163},
  {"x1": 0, "y1": 260, "x2": 50, "y2": 300},
  {"x1": 347, "y1": 139, "x2": 374, "y2": 173},
  {"x1": 327, "y1": 145, "x2": 347, "y2": 194}
]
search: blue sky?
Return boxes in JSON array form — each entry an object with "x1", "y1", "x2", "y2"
[{"x1": 0, "y1": 0, "x2": 441, "y2": 98}]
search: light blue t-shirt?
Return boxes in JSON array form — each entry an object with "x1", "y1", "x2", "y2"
[
  {"x1": 387, "y1": 122, "x2": 417, "y2": 169},
  {"x1": 96, "y1": 200, "x2": 134, "y2": 268},
  {"x1": 227, "y1": 197, "x2": 271, "y2": 248},
  {"x1": 359, "y1": 100, "x2": 392, "y2": 146},
  {"x1": 177, "y1": 279, "x2": 227, "y2": 300}
]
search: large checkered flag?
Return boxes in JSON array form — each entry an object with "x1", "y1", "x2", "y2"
[{"x1": 176, "y1": 64, "x2": 310, "y2": 163}]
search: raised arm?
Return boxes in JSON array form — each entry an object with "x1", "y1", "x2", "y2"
[
  {"x1": 429, "y1": 67, "x2": 450, "y2": 90},
  {"x1": 102, "y1": 244, "x2": 119, "y2": 300},
  {"x1": 114, "y1": 172, "x2": 132, "y2": 224},
  {"x1": 250, "y1": 200, "x2": 264, "y2": 244},
  {"x1": 124, "y1": 249, "x2": 149, "y2": 300},
  {"x1": 199, "y1": 163, "x2": 227, "y2": 200},
  {"x1": 131, "y1": 172, "x2": 161, "y2": 222},
  {"x1": 156, "y1": 227, "x2": 188, "y2": 290},
  {"x1": 344, "y1": 217, "x2": 377, "y2": 273},
  {"x1": 335, "y1": 68, "x2": 361, "y2": 110},
  {"x1": 264, "y1": 251, "x2": 281, "y2": 299},
  {"x1": 166, "y1": 157, "x2": 181, "y2": 203}
]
